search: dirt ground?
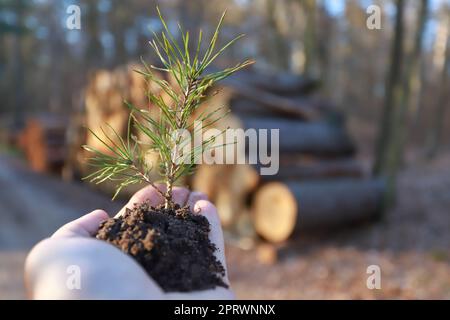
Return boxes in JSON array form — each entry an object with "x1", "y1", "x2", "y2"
[
  {"x1": 227, "y1": 152, "x2": 450, "y2": 299},
  {"x1": 1, "y1": 152, "x2": 450, "y2": 299}
]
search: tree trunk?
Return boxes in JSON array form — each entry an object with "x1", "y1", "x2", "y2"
[
  {"x1": 392, "y1": 0, "x2": 429, "y2": 166},
  {"x1": 18, "y1": 115, "x2": 68, "y2": 174},
  {"x1": 11, "y1": 0, "x2": 26, "y2": 129},
  {"x1": 241, "y1": 117, "x2": 355, "y2": 156},
  {"x1": 265, "y1": 0, "x2": 290, "y2": 70},
  {"x1": 259, "y1": 159, "x2": 365, "y2": 182},
  {"x1": 373, "y1": 0, "x2": 405, "y2": 176},
  {"x1": 85, "y1": 0, "x2": 103, "y2": 68},
  {"x1": 222, "y1": 78, "x2": 321, "y2": 120},
  {"x1": 192, "y1": 164, "x2": 259, "y2": 227},
  {"x1": 373, "y1": 0, "x2": 406, "y2": 206},
  {"x1": 426, "y1": 13, "x2": 450, "y2": 158},
  {"x1": 301, "y1": 0, "x2": 318, "y2": 78},
  {"x1": 231, "y1": 70, "x2": 319, "y2": 96},
  {"x1": 252, "y1": 179, "x2": 385, "y2": 242}
]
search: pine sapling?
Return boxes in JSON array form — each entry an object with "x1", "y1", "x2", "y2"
[{"x1": 83, "y1": 8, "x2": 252, "y2": 210}]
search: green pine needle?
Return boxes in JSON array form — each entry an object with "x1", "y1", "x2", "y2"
[{"x1": 83, "y1": 7, "x2": 253, "y2": 208}]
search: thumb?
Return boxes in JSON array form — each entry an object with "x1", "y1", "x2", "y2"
[
  {"x1": 52, "y1": 209, "x2": 110, "y2": 238},
  {"x1": 193, "y1": 200, "x2": 229, "y2": 283}
]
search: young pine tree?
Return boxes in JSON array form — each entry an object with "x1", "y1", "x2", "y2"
[{"x1": 83, "y1": 9, "x2": 252, "y2": 209}]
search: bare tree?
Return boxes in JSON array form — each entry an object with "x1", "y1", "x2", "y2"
[
  {"x1": 426, "y1": 10, "x2": 450, "y2": 158},
  {"x1": 374, "y1": 0, "x2": 405, "y2": 176},
  {"x1": 301, "y1": 0, "x2": 318, "y2": 78},
  {"x1": 84, "y1": 0, "x2": 103, "y2": 68},
  {"x1": 388, "y1": 0, "x2": 429, "y2": 169},
  {"x1": 11, "y1": 0, "x2": 27, "y2": 128},
  {"x1": 264, "y1": 0, "x2": 290, "y2": 70}
]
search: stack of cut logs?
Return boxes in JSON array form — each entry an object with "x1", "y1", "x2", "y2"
[
  {"x1": 193, "y1": 71, "x2": 385, "y2": 243},
  {"x1": 18, "y1": 114, "x2": 68, "y2": 174},
  {"x1": 73, "y1": 64, "x2": 385, "y2": 244}
]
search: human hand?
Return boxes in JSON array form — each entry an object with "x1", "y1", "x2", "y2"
[{"x1": 24, "y1": 185, "x2": 234, "y2": 300}]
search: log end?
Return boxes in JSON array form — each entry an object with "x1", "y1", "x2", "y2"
[{"x1": 252, "y1": 182, "x2": 297, "y2": 243}]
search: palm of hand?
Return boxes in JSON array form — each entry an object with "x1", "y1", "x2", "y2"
[{"x1": 25, "y1": 185, "x2": 234, "y2": 300}]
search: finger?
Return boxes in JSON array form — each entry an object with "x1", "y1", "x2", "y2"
[
  {"x1": 116, "y1": 185, "x2": 193, "y2": 218},
  {"x1": 186, "y1": 191, "x2": 208, "y2": 212},
  {"x1": 171, "y1": 186, "x2": 190, "y2": 207},
  {"x1": 193, "y1": 200, "x2": 229, "y2": 283},
  {"x1": 116, "y1": 184, "x2": 166, "y2": 218},
  {"x1": 52, "y1": 209, "x2": 109, "y2": 239}
]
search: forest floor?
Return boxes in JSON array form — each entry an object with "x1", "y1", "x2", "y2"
[
  {"x1": 227, "y1": 151, "x2": 450, "y2": 299},
  {"x1": 1, "y1": 152, "x2": 450, "y2": 299}
]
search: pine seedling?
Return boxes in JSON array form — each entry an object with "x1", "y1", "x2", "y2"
[{"x1": 83, "y1": 8, "x2": 253, "y2": 209}]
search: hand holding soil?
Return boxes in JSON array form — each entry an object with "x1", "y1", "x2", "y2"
[
  {"x1": 25, "y1": 185, "x2": 234, "y2": 299},
  {"x1": 23, "y1": 10, "x2": 246, "y2": 300}
]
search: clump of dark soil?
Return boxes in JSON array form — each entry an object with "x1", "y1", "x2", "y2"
[{"x1": 95, "y1": 202, "x2": 227, "y2": 292}]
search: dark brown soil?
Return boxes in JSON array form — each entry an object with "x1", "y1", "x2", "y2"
[{"x1": 95, "y1": 202, "x2": 227, "y2": 292}]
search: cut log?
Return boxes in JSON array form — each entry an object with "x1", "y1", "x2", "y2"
[
  {"x1": 230, "y1": 98, "x2": 281, "y2": 118},
  {"x1": 256, "y1": 243, "x2": 278, "y2": 265},
  {"x1": 252, "y1": 182, "x2": 297, "y2": 243},
  {"x1": 192, "y1": 164, "x2": 259, "y2": 227},
  {"x1": 212, "y1": 68, "x2": 319, "y2": 95},
  {"x1": 216, "y1": 164, "x2": 259, "y2": 226},
  {"x1": 191, "y1": 164, "x2": 223, "y2": 199},
  {"x1": 19, "y1": 115, "x2": 68, "y2": 174},
  {"x1": 252, "y1": 179, "x2": 385, "y2": 243},
  {"x1": 259, "y1": 159, "x2": 365, "y2": 181},
  {"x1": 230, "y1": 96, "x2": 337, "y2": 119},
  {"x1": 239, "y1": 71, "x2": 319, "y2": 95},
  {"x1": 241, "y1": 117, "x2": 355, "y2": 156},
  {"x1": 83, "y1": 63, "x2": 170, "y2": 155},
  {"x1": 222, "y1": 79, "x2": 320, "y2": 120}
]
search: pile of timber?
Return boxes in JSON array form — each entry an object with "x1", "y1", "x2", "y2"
[
  {"x1": 68, "y1": 64, "x2": 174, "y2": 195},
  {"x1": 72, "y1": 64, "x2": 385, "y2": 243},
  {"x1": 17, "y1": 114, "x2": 68, "y2": 174},
  {"x1": 189, "y1": 69, "x2": 386, "y2": 243}
]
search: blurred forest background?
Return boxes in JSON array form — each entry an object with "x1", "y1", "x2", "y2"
[
  {"x1": 1, "y1": 0, "x2": 449, "y2": 161},
  {"x1": 1, "y1": 0, "x2": 450, "y2": 299}
]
